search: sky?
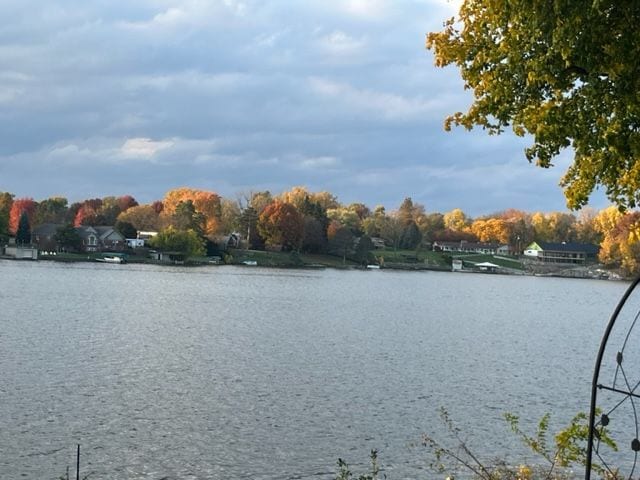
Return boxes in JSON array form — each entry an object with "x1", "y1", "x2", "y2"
[{"x1": 0, "y1": 0, "x2": 609, "y2": 216}]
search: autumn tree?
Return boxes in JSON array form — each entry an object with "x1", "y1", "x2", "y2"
[
  {"x1": 347, "y1": 202, "x2": 371, "y2": 222},
  {"x1": 34, "y1": 197, "x2": 68, "y2": 225},
  {"x1": 74, "y1": 204, "x2": 99, "y2": 227},
  {"x1": 312, "y1": 191, "x2": 339, "y2": 211},
  {"x1": 362, "y1": 206, "x2": 386, "y2": 238},
  {"x1": 547, "y1": 212, "x2": 577, "y2": 243},
  {"x1": 379, "y1": 215, "x2": 404, "y2": 250},
  {"x1": 597, "y1": 210, "x2": 640, "y2": 276},
  {"x1": 116, "y1": 204, "x2": 160, "y2": 232},
  {"x1": 279, "y1": 186, "x2": 313, "y2": 211},
  {"x1": 327, "y1": 207, "x2": 362, "y2": 233},
  {"x1": 427, "y1": 1, "x2": 640, "y2": 209},
  {"x1": 575, "y1": 207, "x2": 602, "y2": 245},
  {"x1": 470, "y1": 218, "x2": 511, "y2": 244},
  {"x1": 531, "y1": 212, "x2": 553, "y2": 243},
  {"x1": 257, "y1": 201, "x2": 304, "y2": 251},
  {"x1": 162, "y1": 188, "x2": 221, "y2": 237},
  {"x1": 496, "y1": 209, "x2": 535, "y2": 250},
  {"x1": 172, "y1": 200, "x2": 205, "y2": 235},
  {"x1": 248, "y1": 191, "x2": 273, "y2": 214},
  {"x1": 397, "y1": 197, "x2": 426, "y2": 226},
  {"x1": 97, "y1": 196, "x2": 137, "y2": 225},
  {"x1": 531, "y1": 212, "x2": 577, "y2": 243},
  {"x1": 443, "y1": 208, "x2": 470, "y2": 232},
  {"x1": 0, "y1": 192, "x2": 14, "y2": 239},
  {"x1": 66, "y1": 202, "x2": 82, "y2": 224},
  {"x1": 117, "y1": 195, "x2": 138, "y2": 212},
  {"x1": 152, "y1": 200, "x2": 164, "y2": 214},
  {"x1": 418, "y1": 212, "x2": 445, "y2": 242},
  {"x1": 219, "y1": 199, "x2": 241, "y2": 234},
  {"x1": 9, "y1": 198, "x2": 36, "y2": 235}
]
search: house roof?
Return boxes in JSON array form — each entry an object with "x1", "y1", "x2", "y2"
[
  {"x1": 32, "y1": 223, "x2": 63, "y2": 237},
  {"x1": 94, "y1": 226, "x2": 124, "y2": 241},
  {"x1": 75, "y1": 226, "x2": 97, "y2": 240},
  {"x1": 537, "y1": 242, "x2": 599, "y2": 254}
]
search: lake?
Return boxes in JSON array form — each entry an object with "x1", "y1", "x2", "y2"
[{"x1": 0, "y1": 260, "x2": 629, "y2": 479}]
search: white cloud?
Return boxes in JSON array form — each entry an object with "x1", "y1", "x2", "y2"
[
  {"x1": 48, "y1": 143, "x2": 93, "y2": 161},
  {"x1": 309, "y1": 77, "x2": 440, "y2": 120},
  {"x1": 327, "y1": 0, "x2": 390, "y2": 21},
  {"x1": 297, "y1": 156, "x2": 341, "y2": 170},
  {"x1": 318, "y1": 30, "x2": 366, "y2": 56},
  {"x1": 120, "y1": 138, "x2": 174, "y2": 158},
  {"x1": 118, "y1": 0, "x2": 249, "y2": 32}
]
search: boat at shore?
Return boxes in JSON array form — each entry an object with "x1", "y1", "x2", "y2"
[{"x1": 96, "y1": 255, "x2": 125, "y2": 264}]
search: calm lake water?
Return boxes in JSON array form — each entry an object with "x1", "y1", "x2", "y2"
[{"x1": 0, "y1": 260, "x2": 630, "y2": 479}]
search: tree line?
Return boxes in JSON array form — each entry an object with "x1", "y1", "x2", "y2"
[{"x1": 1, "y1": 187, "x2": 639, "y2": 273}]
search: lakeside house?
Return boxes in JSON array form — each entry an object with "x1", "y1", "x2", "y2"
[
  {"x1": 433, "y1": 240, "x2": 510, "y2": 255},
  {"x1": 76, "y1": 226, "x2": 124, "y2": 252},
  {"x1": 523, "y1": 241, "x2": 599, "y2": 264},
  {"x1": 31, "y1": 223, "x2": 61, "y2": 251},
  {"x1": 31, "y1": 223, "x2": 125, "y2": 253}
]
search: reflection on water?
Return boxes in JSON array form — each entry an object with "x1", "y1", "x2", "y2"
[{"x1": 0, "y1": 260, "x2": 627, "y2": 479}]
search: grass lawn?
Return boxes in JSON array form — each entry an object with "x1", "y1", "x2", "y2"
[{"x1": 372, "y1": 248, "x2": 451, "y2": 268}]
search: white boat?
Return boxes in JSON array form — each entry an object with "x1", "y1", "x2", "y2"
[{"x1": 96, "y1": 256, "x2": 125, "y2": 264}]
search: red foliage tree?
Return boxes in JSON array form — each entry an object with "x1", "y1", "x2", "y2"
[
  {"x1": 9, "y1": 198, "x2": 36, "y2": 235},
  {"x1": 117, "y1": 195, "x2": 138, "y2": 212},
  {"x1": 152, "y1": 200, "x2": 164, "y2": 214},
  {"x1": 74, "y1": 205, "x2": 99, "y2": 227}
]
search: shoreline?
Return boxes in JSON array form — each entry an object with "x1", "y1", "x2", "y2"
[{"x1": 0, "y1": 253, "x2": 623, "y2": 281}]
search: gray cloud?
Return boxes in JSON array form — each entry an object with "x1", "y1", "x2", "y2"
[{"x1": 0, "y1": 0, "x2": 602, "y2": 216}]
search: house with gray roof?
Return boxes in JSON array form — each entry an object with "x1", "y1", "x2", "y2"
[
  {"x1": 523, "y1": 241, "x2": 599, "y2": 264},
  {"x1": 32, "y1": 223, "x2": 125, "y2": 252}
]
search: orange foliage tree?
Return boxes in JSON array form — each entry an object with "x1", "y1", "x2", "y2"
[
  {"x1": 116, "y1": 204, "x2": 161, "y2": 231},
  {"x1": 470, "y1": 218, "x2": 511, "y2": 244},
  {"x1": 9, "y1": 198, "x2": 36, "y2": 234},
  {"x1": 598, "y1": 211, "x2": 640, "y2": 276},
  {"x1": 162, "y1": 188, "x2": 221, "y2": 237},
  {"x1": 257, "y1": 201, "x2": 304, "y2": 251}
]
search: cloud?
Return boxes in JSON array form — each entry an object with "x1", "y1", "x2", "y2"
[
  {"x1": 121, "y1": 138, "x2": 174, "y2": 158},
  {"x1": 308, "y1": 77, "x2": 441, "y2": 120},
  {"x1": 293, "y1": 155, "x2": 342, "y2": 171},
  {"x1": 0, "y1": 0, "x2": 591, "y2": 215},
  {"x1": 118, "y1": 0, "x2": 249, "y2": 32},
  {"x1": 318, "y1": 30, "x2": 366, "y2": 57}
]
